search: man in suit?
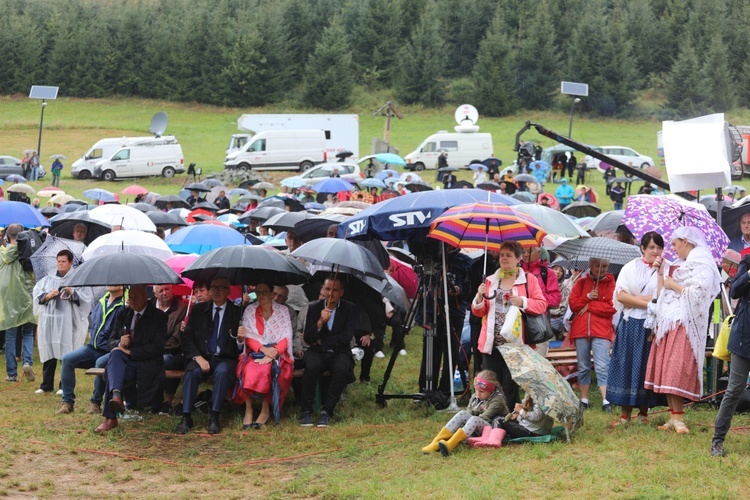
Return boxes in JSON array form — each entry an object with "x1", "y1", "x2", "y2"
[
  {"x1": 728, "y1": 213, "x2": 750, "y2": 252},
  {"x1": 177, "y1": 277, "x2": 242, "y2": 435},
  {"x1": 95, "y1": 285, "x2": 168, "y2": 433},
  {"x1": 300, "y1": 276, "x2": 356, "y2": 428},
  {"x1": 213, "y1": 191, "x2": 230, "y2": 211}
]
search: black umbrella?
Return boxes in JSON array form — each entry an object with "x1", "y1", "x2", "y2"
[
  {"x1": 146, "y1": 211, "x2": 188, "y2": 227},
  {"x1": 386, "y1": 246, "x2": 417, "y2": 266},
  {"x1": 351, "y1": 239, "x2": 390, "y2": 270},
  {"x1": 49, "y1": 212, "x2": 111, "y2": 245},
  {"x1": 291, "y1": 238, "x2": 387, "y2": 280},
  {"x1": 192, "y1": 201, "x2": 220, "y2": 212},
  {"x1": 553, "y1": 237, "x2": 641, "y2": 268},
  {"x1": 60, "y1": 204, "x2": 83, "y2": 213},
  {"x1": 476, "y1": 181, "x2": 502, "y2": 191},
  {"x1": 335, "y1": 150, "x2": 354, "y2": 160},
  {"x1": 65, "y1": 253, "x2": 183, "y2": 286},
  {"x1": 515, "y1": 173, "x2": 538, "y2": 183},
  {"x1": 405, "y1": 180, "x2": 433, "y2": 192},
  {"x1": 610, "y1": 177, "x2": 632, "y2": 184},
  {"x1": 262, "y1": 211, "x2": 313, "y2": 232},
  {"x1": 182, "y1": 245, "x2": 310, "y2": 286},
  {"x1": 128, "y1": 202, "x2": 158, "y2": 213},
  {"x1": 238, "y1": 206, "x2": 285, "y2": 225},
  {"x1": 511, "y1": 192, "x2": 535, "y2": 203},
  {"x1": 481, "y1": 157, "x2": 502, "y2": 168},
  {"x1": 284, "y1": 197, "x2": 305, "y2": 212},
  {"x1": 719, "y1": 203, "x2": 750, "y2": 242},
  {"x1": 40, "y1": 206, "x2": 60, "y2": 218},
  {"x1": 292, "y1": 214, "x2": 348, "y2": 243},
  {"x1": 454, "y1": 180, "x2": 473, "y2": 189},
  {"x1": 185, "y1": 182, "x2": 211, "y2": 192},
  {"x1": 258, "y1": 197, "x2": 286, "y2": 209},
  {"x1": 562, "y1": 201, "x2": 602, "y2": 218},
  {"x1": 155, "y1": 195, "x2": 191, "y2": 210}
]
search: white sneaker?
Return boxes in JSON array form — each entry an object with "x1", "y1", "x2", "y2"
[
  {"x1": 23, "y1": 364, "x2": 35, "y2": 382},
  {"x1": 374, "y1": 351, "x2": 385, "y2": 358},
  {"x1": 399, "y1": 349, "x2": 407, "y2": 356},
  {"x1": 56, "y1": 389, "x2": 63, "y2": 396},
  {"x1": 35, "y1": 389, "x2": 46, "y2": 394}
]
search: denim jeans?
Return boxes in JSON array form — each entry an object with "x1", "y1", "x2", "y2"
[
  {"x1": 60, "y1": 345, "x2": 107, "y2": 406},
  {"x1": 713, "y1": 352, "x2": 750, "y2": 445},
  {"x1": 91, "y1": 353, "x2": 110, "y2": 405},
  {"x1": 4, "y1": 323, "x2": 34, "y2": 378},
  {"x1": 575, "y1": 337, "x2": 611, "y2": 387},
  {"x1": 31, "y1": 166, "x2": 39, "y2": 181}
]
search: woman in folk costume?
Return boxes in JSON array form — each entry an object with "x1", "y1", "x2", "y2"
[
  {"x1": 235, "y1": 283, "x2": 294, "y2": 428},
  {"x1": 644, "y1": 226, "x2": 721, "y2": 434}
]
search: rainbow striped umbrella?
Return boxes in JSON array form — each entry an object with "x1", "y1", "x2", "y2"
[{"x1": 428, "y1": 201, "x2": 547, "y2": 272}]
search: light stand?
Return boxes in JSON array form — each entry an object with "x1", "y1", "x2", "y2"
[
  {"x1": 37, "y1": 100, "x2": 47, "y2": 158},
  {"x1": 568, "y1": 97, "x2": 581, "y2": 138}
]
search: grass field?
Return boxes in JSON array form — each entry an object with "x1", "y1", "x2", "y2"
[{"x1": 2, "y1": 96, "x2": 750, "y2": 497}]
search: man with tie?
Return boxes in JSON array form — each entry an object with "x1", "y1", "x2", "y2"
[
  {"x1": 95, "y1": 285, "x2": 168, "y2": 433},
  {"x1": 177, "y1": 277, "x2": 242, "y2": 435}
]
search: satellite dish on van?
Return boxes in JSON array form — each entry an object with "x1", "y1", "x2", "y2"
[
  {"x1": 454, "y1": 104, "x2": 480, "y2": 133},
  {"x1": 149, "y1": 112, "x2": 169, "y2": 138}
]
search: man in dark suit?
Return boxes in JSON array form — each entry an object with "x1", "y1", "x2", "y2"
[
  {"x1": 300, "y1": 276, "x2": 356, "y2": 428},
  {"x1": 95, "y1": 285, "x2": 168, "y2": 433},
  {"x1": 177, "y1": 277, "x2": 242, "y2": 435},
  {"x1": 213, "y1": 190, "x2": 231, "y2": 211}
]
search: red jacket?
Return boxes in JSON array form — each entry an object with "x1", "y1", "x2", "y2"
[{"x1": 568, "y1": 273, "x2": 616, "y2": 340}]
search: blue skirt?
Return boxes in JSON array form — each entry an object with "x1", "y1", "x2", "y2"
[{"x1": 606, "y1": 317, "x2": 666, "y2": 408}]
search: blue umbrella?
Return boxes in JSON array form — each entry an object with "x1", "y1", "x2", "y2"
[
  {"x1": 337, "y1": 188, "x2": 521, "y2": 241},
  {"x1": 0, "y1": 201, "x2": 50, "y2": 228},
  {"x1": 359, "y1": 178, "x2": 387, "y2": 189},
  {"x1": 281, "y1": 176, "x2": 307, "y2": 188},
  {"x1": 6, "y1": 174, "x2": 27, "y2": 183},
  {"x1": 312, "y1": 178, "x2": 354, "y2": 194},
  {"x1": 469, "y1": 163, "x2": 488, "y2": 171},
  {"x1": 375, "y1": 169, "x2": 400, "y2": 181},
  {"x1": 202, "y1": 179, "x2": 225, "y2": 188},
  {"x1": 270, "y1": 359, "x2": 282, "y2": 424},
  {"x1": 165, "y1": 223, "x2": 248, "y2": 255},
  {"x1": 530, "y1": 160, "x2": 552, "y2": 171},
  {"x1": 374, "y1": 153, "x2": 406, "y2": 166},
  {"x1": 83, "y1": 188, "x2": 117, "y2": 202},
  {"x1": 304, "y1": 202, "x2": 326, "y2": 211},
  {"x1": 0, "y1": 179, "x2": 4, "y2": 186}
]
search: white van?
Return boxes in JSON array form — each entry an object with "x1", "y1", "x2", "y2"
[
  {"x1": 94, "y1": 137, "x2": 184, "y2": 181},
  {"x1": 72, "y1": 137, "x2": 158, "y2": 179},
  {"x1": 404, "y1": 131, "x2": 493, "y2": 171},
  {"x1": 223, "y1": 130, "x2": 326, "y2": 172}
]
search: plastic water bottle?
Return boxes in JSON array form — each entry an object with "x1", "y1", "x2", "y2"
[
  {"x1": 351, "y1": 347, "x2": 365, "y2": 361},
  {"x1": 453, "y1": 369, "x2": 462, "y2": 391}
]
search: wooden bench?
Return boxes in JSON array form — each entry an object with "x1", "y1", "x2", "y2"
[
  {"x1": 545, "y1": 348, "x2": 579, "y2": 367},
  {"x1": 86, "y1": 368, "x2": 309, "y2": 378}
]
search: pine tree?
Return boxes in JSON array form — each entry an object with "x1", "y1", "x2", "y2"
[
  {"x1": 348, "y1": 0, "x2": 403, "y2": 87},
  {"x1": 471, "y1": 11, "x2": 518, "y2": 116},
  {"x1": 666, "y1": 40, "x2": 707, "y2": 117},
  {"x1": 395, "y1": 5, "x2": 446, "y2": 106},
  {"x1": 515, "y1": 3, "x2": 560, "y2": 110},
  {"x1": 302, "y1": 22, "x2": 354, "y2": 110},
  {"x1": 701, "y1": 35, "x2": 735, "y2": 112}
]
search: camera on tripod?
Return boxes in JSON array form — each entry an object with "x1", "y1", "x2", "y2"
[{"x1": 445, "y1": 272, "x2": 459, "y2": 294}]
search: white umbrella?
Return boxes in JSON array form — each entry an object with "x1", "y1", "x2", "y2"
[
  {"x1": 82, "y1": 230, "x2": 173, "y2": 261},
  {"x1": 8, "y1": 184, "x2": 35, "y2": 195},
  {"x1": 89, "y1": 204, "x2": 157, "y2": 232},
  {"x1": 37, "y1": 188, "x2": 65, "y2": 197}
]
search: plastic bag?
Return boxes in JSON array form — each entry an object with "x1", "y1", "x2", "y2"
[{"x1": 712, "y1": 315, "x2": 733, "y2": 361}]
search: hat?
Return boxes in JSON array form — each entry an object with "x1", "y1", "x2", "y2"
[
  {"x1": 560, "y1": 178, "x2": 567, "y2": 184},
  {"x1": 671, "y1": 226, "x2": 707, "y2": 248}
]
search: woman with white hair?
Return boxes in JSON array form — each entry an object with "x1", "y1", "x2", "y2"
[{"x1": 644, "y1": 226, "x2": 721, "y2": 434}]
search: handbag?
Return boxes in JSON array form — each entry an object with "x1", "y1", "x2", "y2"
[
  {"x1": 522, "y1": 277, "x2": 554, "y2": 345},
  {"x1": 712, "y1": 314, "x2": 733, "y2": 362}
]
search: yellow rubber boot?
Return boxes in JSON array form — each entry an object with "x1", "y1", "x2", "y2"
[
  {"x1": 438, "y1": 428, "x2": 467, "y2": 457},
  {"x1": 422, "y1": 427, "x2": 453, "y2": 454}
]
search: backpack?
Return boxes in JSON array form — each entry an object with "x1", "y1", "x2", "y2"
[{"x1": 16, "y1": 230, "x2": 44, "y2": 273}]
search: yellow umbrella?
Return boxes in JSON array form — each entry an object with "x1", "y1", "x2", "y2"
[{"x1": 49, "y1": 194, "x2": 74, "y2": 205}]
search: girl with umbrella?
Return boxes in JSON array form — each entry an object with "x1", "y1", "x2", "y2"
[
  {"x1": 644, "y1": 227, "x2": 721, "y2": 434},
  {"x1": 235, "y1": 283, "x2": 294, "y2": 428},
  {"x1": 607, "y1": 231, "x2": 668, "y2": 426}
]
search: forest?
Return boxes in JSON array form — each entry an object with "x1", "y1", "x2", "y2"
[{"x1": 0, "y1": 0, "x2": 747, "y2": 117}]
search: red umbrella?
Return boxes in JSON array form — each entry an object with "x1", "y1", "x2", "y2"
[
  {"x1": 186, "y1": 208, "x2": 215, "y2": 223},
  {"x1": 121, "y1": 185, "x2": 149, "y2": 196},
  {"x1": 388, "y1": 257, "x2": 418, "y2": 299},
  {"x1": 165, "y1": 254, "x2": 242, "y2": 300}
]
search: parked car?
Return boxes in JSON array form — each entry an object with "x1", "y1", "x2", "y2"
[
  {"x1": 298, "y1": 162, "x2": 363, "y2": 183},
  {"x1": 585, "y1": 145, "x2": 654, "y2": 171},
  {"x1": 0, "y1": 156, "x2": 46, "y2": 179}
]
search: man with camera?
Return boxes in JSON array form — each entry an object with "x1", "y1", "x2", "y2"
[{"x1": 1, "y1": 224, "x2": 38, "y2": 383}]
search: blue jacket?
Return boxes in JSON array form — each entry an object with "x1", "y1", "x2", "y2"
[
  {"x1": 555, "y1": 183, "x2": 575, "y2": 205},
  {"x1": 729, "y1": 257, "x2": 750, "y2": 358},
  {"x1": 87, "y1": 293, "x2": 125, "y2": 352}
]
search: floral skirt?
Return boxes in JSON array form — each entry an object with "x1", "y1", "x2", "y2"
[{"x1": 643, "y1": 325, "x2": 701, "y2": 401}]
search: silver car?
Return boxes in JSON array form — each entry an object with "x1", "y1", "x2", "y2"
[{"x1": 0, "y1": 156, "x2": 46, "y2": 179}]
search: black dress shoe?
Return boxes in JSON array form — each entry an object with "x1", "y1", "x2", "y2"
[
  {"x1": 208, "y1": 413, "x2": 220, "y2": 435},
  {"x1": 176, "y1": 414, "x2": 194, "y2": 435},
  {"x1": 108, "y1": 396, "x2": 125, "y2": 414}
]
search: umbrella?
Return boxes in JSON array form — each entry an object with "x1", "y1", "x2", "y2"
[
  {"x1": 552, "y1": 237, "x2": 641, "y2": 268},
  {"x1": 166, "y1": 223, "x2": 249, "y2": 255},
  {"x1": 536, "y1": 193, "x2": 559, "y2": 209},
  {"x1": 6, "y1": 174, "x2": 26, "y2": 183},
  {"x1": 49, "y1": 154, "x2": 66, "y2": 159},
  {"x1": 40, "y1": 206, "x2": 60, "y2": 218},
  {"x1": 292, "y1": 214, "x2": 349, "y2": 242},
  {"x1": 0, "y1": 201, "x2": 50, "y2": 228},
  {"x1": 387, "y1": 246, "x2": 418, "y2": 266},
  {"x1": 121, "y1": 185, "x2": 149, "y2": 196},
  {"x1": 192, "y1": 201, "x2": 220, "y2": 212},
  {"x1": 388, "y1": 256, "x2": 418, "y2": 299},
  {"x1": 514, "y1": 204, "x2": 590, "y2": 239},
  {"x1": 476, "y1": 181, "x2": 502, "y2": 191},
  {"x1": 83, "y1": 230, "x2": 173, "y2": 261},
  {"x1": 454, "y1": 180, "x2": 474, "y2": 189},
  {"x1": 252, "y1": 182, "x2": 275, "y2": 191},
  {"x1": 283, "y1": 197, "x2": 305, "y2": 213},
  {"x1": 236, "y1": 194, "x2": 263, "y2": 205},
  {"x1": 313, "y1": 178, "x2": 354, "y2": 194},
  {"x1": 202, "y1": 179, "x2": 225, "y2": 188},
  {"x1": 155, "y1": 195, "x2": 191, "y2": 210},
  {"x1": 76, "y1": 204, "x2": 99, "y2": 211},
  {"x1": 352, "y1": 238, "x2": 391, "y2": 270},
  {"x1": 610, "y1": 177, "x2": 632, "y2": 184},
  {"x1": 164, "y1": 254, "x2": 199, "y2": 296},
  {"x1": 530, "y1": 160, "x2": 552, "y2": 171},
  {"x1": 65, "y1": 253, "x2": 183, "y2": 287},
  {"x1": 30, "y1": 236, "x2": 86, "y2": 279},
  {"x1": 481, "y1": 157, "x2": 503, "y2": 169},
  {"x1": 374, "y1": 153, "x2": 406, "y2": 166},
  {"x1": 281, "y1": 176, "x2": 307, "y2": 188},
  {"x1": 258, "y1": 197, "x2": 286, "y2": 209},
  {"x1": 375, "y1": 169, "x2": 400, "y2": 181},
  {"x1": 89, "y1": 204, "x2": 157, "y2": 232},
  {"x1": 437, "y1": 166, "x2": 460, "y2": 172},
  {"x1": 498, "y1": 344, "x2": 583, "y2": 437},
  {"x1": 337, "y1": 189, "x2": 521, "y2": 241},
  {"x1": 405, "y1": 180, "x2": 433, "y2": 192},
  {"x1": 511, "y1": 192, "x2": 535, "y2": 203},
  {"x1": 304, "y1": 202, "x2": 326, "y2": 212},
  {"x1": 187, "y1": 208, "x2": 217, "y2": 223},
  {"x1": 228, "y1": 188, "x2": 252, "y2": 197},
  {"x1": 37, "y1": 187, "x2": 64, "y2": 197},
  {"x1": 585, "y1": 210, "x2": 628, "y2": 237},
  {"x1": 238, "y1": 206, "x2": 285, "y2": 224},
  {"x1": 641, "y1": 165, "x2": 663, "y2": 180},
  {"x1": 8, "y1": 184, "x2": 35, "y2": 195},
  {"x1": 49, "y1": 212, "x2": 111, "y2": 245},
  {"x1": 184, "y1": 182, "x2": 211, "y2": 192},
  {"x1": 128, "y1": 202, "x2": 158, "y2": 213},
  {"x1": 514, "y1": 173, "x2": 538, "y2": 183},
  {"x1": 291, "y1": 238, "x2": 387, "y2": 280},
  {"x1": 469, "y1": 164, "x2": 488, "y2": 172},
  {"x1": 49, "y1": 194, "x2": 74, "y2": 206},
  {"x1": 182, "y1": 245, "x2": 310, "y2": 286},
  {"x1": 561, "y1": 201, "x2": 602, "y2": 218},
  {"x1": 622, "y1": 194, "x2": 729, "y2": 264},
  {"x1": 262, "y1": 211, "x2": 313, "y2": 232},
  {"x1": 83, "y1": 188, "x2": 117, "y2": 202},
  {"x1": 146, "y1": 211, "x2": 188, "y2": 227},
  {"x1": 359, "y1": 178, "x2": 387, "y2": 189}
]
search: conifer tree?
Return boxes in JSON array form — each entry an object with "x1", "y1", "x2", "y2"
[{"x1": 302, "y1": 22, "x2": 354, "y2": 110}]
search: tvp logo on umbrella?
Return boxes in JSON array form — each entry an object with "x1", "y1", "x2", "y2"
[{"x1": 389, "y1": 210, "x2": 432, "y2": 228}]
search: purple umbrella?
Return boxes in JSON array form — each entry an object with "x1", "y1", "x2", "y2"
[{"x1": 622, "y1": 194, "x2": 729, "y2": 264}]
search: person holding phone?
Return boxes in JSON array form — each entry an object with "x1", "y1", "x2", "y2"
[{"x1": 644, "y1": 226, "x2": 721, "y2": 435}]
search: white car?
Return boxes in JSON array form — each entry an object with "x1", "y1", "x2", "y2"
[
  {"x1": 298, "y1": 162, "x2": 363, "y2": 183},
  {"x1": 585, "y1": 145, "x2": 654, "y2": 171}
]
